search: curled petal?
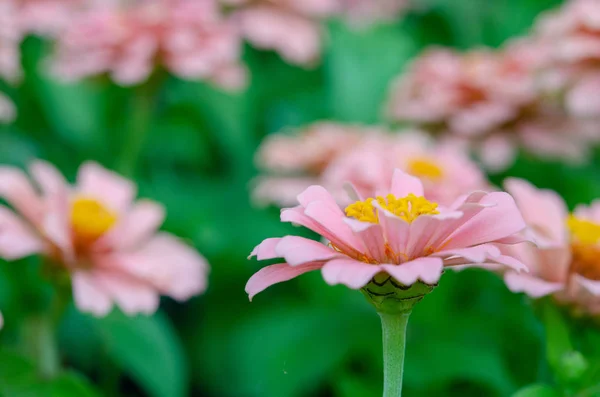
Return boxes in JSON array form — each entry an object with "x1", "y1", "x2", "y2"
[
  {"x1": 390, "y1": 168, "x2": 424, "y2": 198},
  {"x1": 249, "y1": 238, "x2": 282, "y2": 260},
  {"x1": 275, "y1": 235, "x2": 340, "y2": 266},
  {"x1": 246, "y1": 262, "x2": 324, "y2": 301},
  {"x1": 504, "y1": 272, "x2": 564, "y2": 298}
]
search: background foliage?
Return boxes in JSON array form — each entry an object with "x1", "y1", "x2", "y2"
[{"x1": 4, "y1": 0, "x2": 600, "y2": 396}]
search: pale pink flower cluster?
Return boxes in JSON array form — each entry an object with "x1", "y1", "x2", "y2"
[
  {"x1": 253, "y1": 123, "x2": 489, "y2": 208},
  {"x1": 0, "y1": 161, "x2": 209, "y2": 316},
  {"x1": 533, "y1": 0, "x2": 600, "y2": 119},
  {"x1": 501, "y1": 179, "x2": 600, "y2": 316},
  {"x1": 247, "y1": 169, "x2": 527, "y2": 300},
  {"x1": 52, "y1": 0, "x2": 247, "y2": 89},
  {"x1": 0, "y1": 92, "x2": 16, "y2": 123},
  {"x1": 386, "y1": 44, "x2": 600, "y2": 171},
  {"x1": 222, "y1": 0, "x2": 338, "y2": 66}
]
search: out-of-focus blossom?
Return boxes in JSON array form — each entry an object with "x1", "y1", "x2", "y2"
[
  {"x1": 52, "y1": 0, "x2": 247, "y2": 89},
  {"x1": 246, "y1": 169, "x2": 527, "y2": 300},
  {"x1": 0, "y1": 161, "x2": 209, "y2": 316},
  {"x1": 0, "y1": 0, "x2": 23, "y2": 83},
  {"x1": 534, "y1": 0, "x2": 600, "y2": 118},
  {"x1": 253, "y1": 123, "x2": 489, "y2": 208},
  {"x1": 502, "y1": 179, "x2": 600, "y2": 316},
  {"x1": 0, "y1": 92, "x2": 16, "y2": 123},
  {"x1": 386, "y1": 45, "x2": 599, "y2": 171},
  {"x1": 222, "y1": 0, "x2": 338, "y2": 66},
  {"x1": 18, "y1": 0, "x2": 88, "y2": 37}
]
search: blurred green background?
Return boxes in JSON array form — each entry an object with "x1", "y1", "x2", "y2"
[{"x1": 4, "y1": 0, "x2": 600, "y2": 396}]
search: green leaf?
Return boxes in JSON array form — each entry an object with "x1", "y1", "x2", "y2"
[
  {"x1": 0, "y1": 349, "x2": 100, "y2": 397},
  {"x1": 542, "y1": 300, "x2": 573, "y2": 371},
  {"x1": 512, "y1": 384, "x2": 560, "y2": 397},
  {"x1": 325, "y1": 21, "x2": 417, "y2": 123},
  {"x1": 91, "y1": 311, "x2": 188, "y2": 397}
]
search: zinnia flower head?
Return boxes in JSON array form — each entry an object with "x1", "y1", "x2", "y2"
[
  {"x1": 222, "y1": 0, "x2": 339, "y2": 66},
  {"x1": 502, "y1": 179, "x2": 600, "y2": 316},
  {"x1": 253, "y1": 125, "x2": 490, "y2": 208},
  {"x1": 52, "y1": 0, "x2": 247, "y2": 89},
  {"x1": 247, "y1": 169, "x2": 528, "y2": 309},
  {"x1": 0, "y1": 161, "x2": 209, "y2": 316}
]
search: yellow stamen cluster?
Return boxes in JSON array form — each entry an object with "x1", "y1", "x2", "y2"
[
  {"x1": 567, "y1": 215, "x2": 600, "y2": 280},
  {"x1": 345, "y1": 194, "x2": 439, "y2": 224},
  {"x1": 406, "y1": 158, "x2": 444, "y2": 181},
  {"x1": 71, "y1": 197, "x2": 118, "y2": 242}
]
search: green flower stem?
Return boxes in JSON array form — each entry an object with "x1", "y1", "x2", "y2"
[
  {"x1": 116, "y1": 75, "x2": 164, "y2": 177},
  {"x1": 23, "y1": 314, "x2": 60, "y2": 379},
  {"x1": 379, "y1": 311, "x2": 411, "y2": 397}
]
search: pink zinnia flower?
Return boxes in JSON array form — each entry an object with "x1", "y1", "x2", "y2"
[
  {"x1": 52, "y1": 0, "x2": 247, "y2": 89},
  {"x1": 253, "y1": 124, "x2": 490, "y2": 208},
  {"x1": 252, "y1": 122, "x2": 365, "y2": 206},
  {"x1": 246, "y1": 169, "x2": 528, "y2": 300},
  {"x1": 0, "y1": 161, "x2": 209, "y2": 316},
  {"x1": 0, "y1": 0, "x2": 23, "y2": 83},
  {"x1": 222, "y1": 0, "x2": 338, "y2": 66},
  {"x1": 386, "y1": 44, "x2": 599, "y2": 171},
  {"x1": 502, "y1": 179, "x2": 600, "y2": 316},
  {"x1": 0, "y1": 92, "x2": 16, "y2": 123}
]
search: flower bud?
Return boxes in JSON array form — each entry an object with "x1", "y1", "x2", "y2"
[{"x1": 361, "y1": 273, "x2": 436, "y2": 314}]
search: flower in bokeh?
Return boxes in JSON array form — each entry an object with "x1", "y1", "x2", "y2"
[
  {"x1": 18, "y1": 0, "x2": 88, "y2": 37},
  {"x1": 533, "y1": 0, "x2": 600, "y2": 119},
  {"x1": 386, "y1": 45, "x2": 599, "y2": 171},
  {"x1": 0, "y1": 93, "x2": 16, "y2": 123},
  {"x1": 253, "y1": 124, "x2": 489, "y2": 208},
  {"x1": 247, "y1": 169, "x2": 527, "y2": 300},
  {"x1": 252, "y1": 122, "x2": 365, "y2": 206},
  {"x1": 502, "y1": 179, "x2": 600, "y2": 316},
  {"x1": 321, "y1": 130, "x2": 490, "y2": 207},
  {"x1": 222, "y1": 0, "x2": 338, "y2": 66},
  {"x1": 0, "y1": 161, "x2": 209, "y2": 316},
  {"x1": 0, "y1": 0, "x2": 23, "y2": 83},
  {"x1": 52, "y1": 0, "x2": 247, "y2": 89}
]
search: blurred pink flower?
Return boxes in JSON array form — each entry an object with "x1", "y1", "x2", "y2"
[
  {"x1": 0, "y1": 92, "x2": 16, "y2": 123},
  {"x1": 253, "y1": 124, "x2": 489, "y2": 208},
  {"x1": 18, "y1": 0, "x2": 88, "y2": 37},
  {"x1": 246, "y1": 169, "x2": 528, "y2": 300},
  {"x1": 253, "y1": 122, "x2": 365, "y2": 206},
  {"x1": 52, "y1": 0, "x2": 247, "y2": 89},
  {"x1": 222, "y1": 0, "x2": 338, "y2": 66},
  {"x1": 386, "y1": 45, "x2": 599, "y2": 171},
  {"x1": 0, "y1": 0, "x2": 23, "y2": 83},
  {"x1": 0, "y1": 161, "x2": 209, "y2": 316},
  {"x1": 502, "y1": 179, "x2": 600, "y2": 316}
]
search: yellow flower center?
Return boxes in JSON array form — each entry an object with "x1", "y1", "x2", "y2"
[
  {"x1": 406, "y1": 157, "x2": 444, "y2": 181},
  {"x1": 567, "y1": 215, "x2": 600, "y2": 280},
  {"x1": 345, "y1": 194, "x2": 439, "y2": 224},
  {"x1": 70, "y1": 197, "x2": 118, "y2": 243}
]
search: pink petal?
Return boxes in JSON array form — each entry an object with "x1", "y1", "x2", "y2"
[
  {"x1": 0, "y1": 166, "x2": 42, "y2": 224},
  {"x1": 504, "y1": 272, "x2": 564, "y2": 298},
  {"x1": 274, "y1": 235, "x2": 340, "y2": 266},
  {"x1": 321, "y1": 258, "x2": 381, "y2": 289},
  {"x1": 434, "y1": 244, "x2": 501, "y2": 263},
  {"x1": 246, "y1": 262, "x2": 324, "y2": 301},
  {"x1": 296, "y1": 185, "x2": 340, "y2": 212},
  {"x1": 372, "y1": 202, "x2": 410, "y2": 256},
  {"x1": 303, "y1": 201, "x2": 363, "y2": 251},
  {"x1": 485, "y1": 254, "x2": 528, "y2": 272},
  {"x1": 381, "y1": 257, "x2": 444, "y2": 285},
  {"x1": 504, "y1": 178, "x2": 568, "y2": 245},
  {"x1": 575, "y1": 275, "x2": 600, "y2": 296},
  {"x1": 442, "y1": 192, "x2": 526, "y2": 249},
  {"x1": 0, "y1": 206, "x2": 44, "y2": 260},
  {"x1": 249, "y1": 238, "x2": 282, "y2": 260},
  {"x1": 106, "y1": 233, "x2": 209, "y2": 301},
  {"x1": 390, "y1": 168, "x2": 424, "y2": 198},
  {"x1": 29, "y1": 160, "x2": 68, "y2": 198},
  {"x1": 76, "y1": 161, "x2": 135, "y2": 213},
  {"x1": 93, "y1": 270, "x2": 160, "y2": 315},
  {"x1": 72, "y1": 271, "x2": 113, "y2": 316},
  {"x1": 344, "y1": 218, "x2": 386, "y2": 262},
  {"x1": 99, "y1": 200, "x2": 165, "y2": 250}
]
